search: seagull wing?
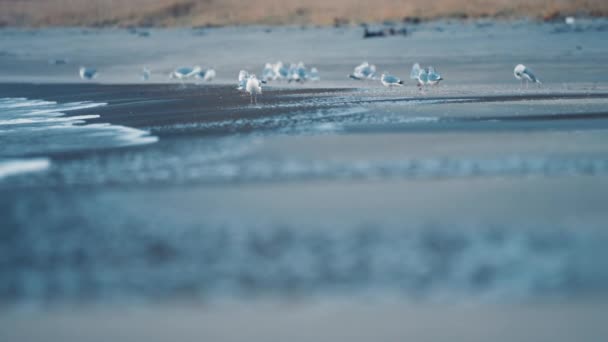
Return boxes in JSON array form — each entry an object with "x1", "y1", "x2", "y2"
[
  {"x1": 410, "y1": 63, "x2": 421, "y2": 79},
  {"x1": 384, "y1": 75, "x2": 400, "y2": 83},
  {"x1": 523, "y1": 68, "x2": 540, "y2": 83}
]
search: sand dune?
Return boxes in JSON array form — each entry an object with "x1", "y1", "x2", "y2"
[{"x1": 0, "y1": 0, "x2": 607, "y2": 27}]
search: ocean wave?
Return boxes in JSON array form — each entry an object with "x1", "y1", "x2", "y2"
[
  {"x1": 0, "y1": 158, "x2": 50, "y2": 179},
  {"x1": 0, "y1": 97, "x2": 158, "y2": 157},
  {"x1": 6, "y1": 150, "x2": 608, "y2": 187}
]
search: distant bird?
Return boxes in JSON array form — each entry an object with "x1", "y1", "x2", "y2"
[
  {"x1": 363, "y1": 27, "x2": 386, "y2": 39},
  {"x1": 273, "y1": 61, "x2": 289, "y2": 80},
  {"x1": 296, "y1": 62, "x2": 308, "y2": 81},
  {"x1": 410, "y1": 63, "x2": 424, "y2": 85},
  {"x1": 262, "y1": 63, "x2": 275, "y2": 81},
  {"x1": 204, "y1": 68, "x2": 216, "y2": 81},
  {"x1": 196, "y1": 68, "x2": 216, "y2": 82},
  {"x1": 237, "y1": 70, "x2": 250, "y2": 91},
  {"x1": 141, "y1": 66, "x2": 151, "y2": 81},
  {"x1": 288, "y1": 63, "x2": 300, "y2": 82},
  {"x1": 309, "y1": 67, "x2": 320, "y2": 82},
  {"x1": 170, "y1": 66, "x2": 202, "y2": 84},
  {"x1": 426, "y1": 66, "x2": 443, "y2": 85},
  {"x1": 565, "y1": 16, "x2": 576, "y2": 25},
  {"x1": 49, "y1": 58, "x2": 68, "y2": 65},
  {"x1": 411, "y1": 63, "x2": 442, "y2": 88},
  {"x1": 514, "y1": 64, "x2": 541, "y2": 87},
  {"x1": 79, "y1": 66, "x2": 98, "y2": 80},
  {"x1": 380, "y1": 72, "x2": 404, "y2": 87},
  {"x1": 246, "y1": 74, "x2": 263, "y2": 104},
  {"x1": 349, "y1": 62, "x2": 377, "y2": 80}
]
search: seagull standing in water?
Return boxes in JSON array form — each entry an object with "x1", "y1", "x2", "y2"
[
  {"x1": 514, "y1": 64, "x2": 541, "y2": 88},
  {"x1": 79, "y1": 66, "x2": 98, "y2": 80},
  {"x1": 380, "y1": 72, "x2": 404, "y2": 87},
  {"x1": 246, "y1": 74, "x2": 263, "y2": 104}
]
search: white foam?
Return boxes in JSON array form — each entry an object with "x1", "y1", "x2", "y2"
[
  {"x1": 0, "y1": 158, "x2": 50, "y2": 179},
  {"x1": 0, "y1": 97, "x2": 158, "y2": 157}
]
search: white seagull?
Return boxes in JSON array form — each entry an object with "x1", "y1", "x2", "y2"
[
  {"x1": 380, "y1": 72, "x2": 404, "y2": 87},
  {"x1": 287, "y1": 63, "x2": 304, "y2": 83},
  {"x1": 349, "y1": 62, "x2": 377, "y2": 80},
  {"x1": 411, "y1": 63, "x2": 442, "y2": 87},
  {"x1": 262, "y1": 63, "x2": 275, "y2": 81},
  {"x1": 237, "y1": 70, "x2": 250, "y2": 91},
  {"x1": 410, "y1": 63, "x2": 427, "y2": 87},
  {"x1": 79, "y1": 66, "x2": 98, "y2": 80},
  {"x1": 514, "y1": 64, "x2": 541, "y2": 88},
  {"x1": 170, "y1": 66, "x2": 202, "y2": 85},
  {"x1": 141, "y1": 66, "x2": 151, "y2": 81},
  {"x1": 426, "y1": 66, "x2": 443, "y2": 85},
  {"x1": 246, "y1": 74, "x2": 263, "y2": 104},
  {"x1": 273, "y1": 61, "x2": 289, "y2": 80},
  {"x1": 309, "y1": 67, "x2": 320, "y2": 82},
  {"x1": 196, "y1": 68, "x2": 216, "y2": 82}
]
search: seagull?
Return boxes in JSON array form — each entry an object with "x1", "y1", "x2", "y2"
[
  {"x1": 380, "y1": 72, "x2": 404, "y2": 87},
  {"x1": 565, "y1": 16, "x2": 576, "y2": 25},
  {"x1": 411, "y1": 63, "x2": 442, "y2": 87},
  {"x1": 142, "y1": 66, "x2": 151, "y2": 81},
  {"x1": 79, "y1": 66, "x2": 98, "y2": 80},
  {"x1": 246, "y1": 74, "x2": 263, "y2": 104},
  {"x1": 287, "y1": 63, "x2": 300, "y2": 83},
  {"x1": 296, "y1": 62, "x2": 308, "y2": 82},
  {"x1": 262, "y1": 63, "x2": 275, "y2": 81},
  {"x1": 514, "y1": 64, "x2": 541, "y2": 88},
  {"x1": 410, "y1": 63, "x2": 423, "y2": 84},
  {"x1": 273, "y1": 61, "x2": 289, "y2": 80},
  {"x1": 49, "y1": 58, "x2": 69, "y2": 65},
  {"x1": 237, "y1": 70, "x2": 250, "y2": 91},
  {"x1": 205, "y1": 68, "x2": 216, "y2": 81},
  {"x1": 349, "y1": 62, "x2": 377, "y2": 80},
  {"x1": 309, "y1": 67, "x2": 320, "y2": 82},
  {"x1": 196, "y1": 68, "x2": 216, "y2": 82},
  {"x1": 427, "y1": 66, "x2": 443, "y2": 85},
  {"x1": 170, "y1": 66, "x2": 202, "y2": 85}
]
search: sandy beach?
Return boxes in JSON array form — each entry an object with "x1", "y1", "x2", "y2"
[
  {"x1": 1, "y1": 19, "x2": 608, "y2": 341},
  {"x1": 1, "y1": 0, "x2": 608, "y2": 26}
]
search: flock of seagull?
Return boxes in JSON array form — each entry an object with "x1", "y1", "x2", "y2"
[
  {"x1": 348, "y1": 61, "x2": 444, "y2": 88},
  {"x1": 78, "y1": 60, "x2": 541, "y2": 104}
]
